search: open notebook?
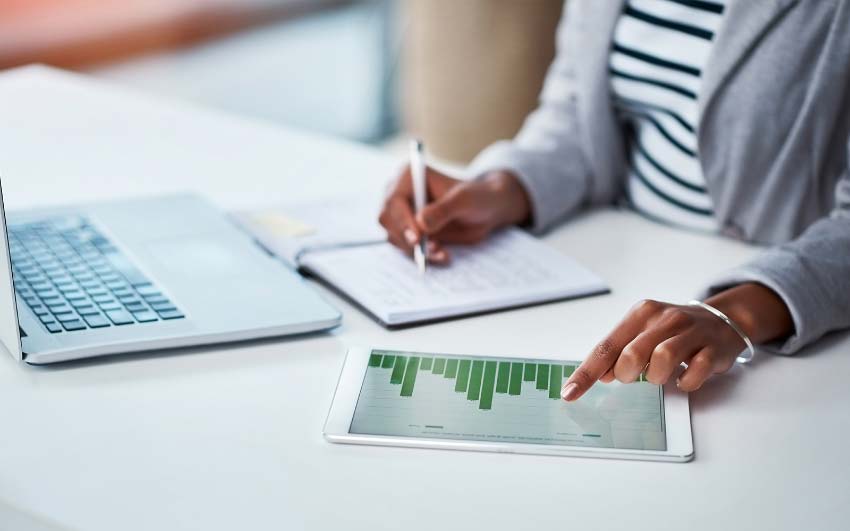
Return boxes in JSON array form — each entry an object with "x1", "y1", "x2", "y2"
[{"x1": 233, "y1": 200, "x2": 608, "y2": 327}]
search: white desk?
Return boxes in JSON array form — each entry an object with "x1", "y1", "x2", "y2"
[{"x1": 0, "y1": 66, "x2": 847, "y2": 531}]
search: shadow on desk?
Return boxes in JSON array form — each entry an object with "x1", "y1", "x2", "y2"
[
  {"x1": 4, "y1": 329, "x2": 346, "y2": 388},
  {"x1": 691, "y1": 328, "x2": 850, "y2": 412}
]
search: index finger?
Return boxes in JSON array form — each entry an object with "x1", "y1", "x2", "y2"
[{"x1": 561, "y1": 306, "x2": 648, "y2": 401}]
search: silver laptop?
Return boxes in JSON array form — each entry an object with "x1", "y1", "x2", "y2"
[{"x1": 0, "y1": 183, "x2": 341, "y2": 364}]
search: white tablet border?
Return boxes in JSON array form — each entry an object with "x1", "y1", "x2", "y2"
[{"x1": 324, "y1": 346, "x2": 693, "y2": 462}]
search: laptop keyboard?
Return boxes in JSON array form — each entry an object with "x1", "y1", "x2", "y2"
[{"x1": 8, "y1": 216, "x2": 185, "y2": 333}]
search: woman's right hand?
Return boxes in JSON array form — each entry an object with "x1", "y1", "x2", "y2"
[{"x1": 379, "y1": 167, "x2": 532, "y2": 263}]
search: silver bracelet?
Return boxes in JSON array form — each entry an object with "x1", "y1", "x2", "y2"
[{"x1": 688, "y1": 300, "x2": 756, "y2": 364}]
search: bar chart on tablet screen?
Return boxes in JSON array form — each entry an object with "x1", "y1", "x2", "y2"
[{"x1": 349, "y1": 351, "x2": 667, "y2": 451}]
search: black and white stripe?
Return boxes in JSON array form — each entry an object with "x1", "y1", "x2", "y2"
[{"x1": 610, "y1": 0, "x2": 726, "y2": 231}]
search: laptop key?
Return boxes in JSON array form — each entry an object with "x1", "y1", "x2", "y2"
[
  {"x1": 65, "y1": 291, "x2": 88, "y2": 301},
  {"x1": 105, "y1": 309, "x2": 134, "y2": 325},
  {"x1": 82, "y1": 314, "x2": 111, "y2": 328},
  {"x1": 61, "y1": 319, "x2": 87, "y2": 331},
  {"x1": 39, "y1": 314, "x2": 56, "y2": 324},
  {"x1": 157, "y1": 309, "x2": 185, "y2": 320},
  {"x1": 149, "y1": 301, "x2": 176, "y2": 311},
  {"x1": 99, "y1": 302, "x2": 122, "y2": 311},
  {"x1": 135, "y1": 284, "x2": 160, "y2": 297},
  {"x1": 56, "y1": 312, "x2": 82, "y2": 323},
  {"x1": 45, "y1": 322, "x2": 63, "y2": 333},
  {"x1": 69, "y1": 298, "x2": 93, "y2": 307},
  {"x1": 77, "y1": 306, "x2": 102, "y2": 316},
  {"x1": 57, "y1": 283, "x2": 81, "y2": 292},
  {"x1": 132, "y1": 310, "x2": 158, "y2": 323},
  {"x1": 29, "y1": 304, "x2": 49, "y2": 316},
  {"x1": 124, "y1": 301, "x2": 147, "y2": 312}
]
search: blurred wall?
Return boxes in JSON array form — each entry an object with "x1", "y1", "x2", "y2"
[{"x1": 402, "y1": 0, "x2": 564, "y2": 164}]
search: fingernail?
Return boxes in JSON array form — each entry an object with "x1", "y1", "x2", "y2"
[
  {"x1": 561, "y1": 382, "x2": 578, "y2": 401},
  {"x1": 403, "y1": 228, "x2": 418, "y2": 245}
]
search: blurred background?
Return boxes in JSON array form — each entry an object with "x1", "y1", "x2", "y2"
[{"x1": 0, "y1": 0, "x2": 563, "y2": 165}]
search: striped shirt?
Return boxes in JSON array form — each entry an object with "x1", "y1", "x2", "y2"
[{"x1": 610, "y1": 0, "x2": 726, "y2": 232}]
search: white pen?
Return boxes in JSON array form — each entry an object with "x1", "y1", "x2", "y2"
[{"x1": 409, "y1": 138, "x2": 428, "y2": 274}]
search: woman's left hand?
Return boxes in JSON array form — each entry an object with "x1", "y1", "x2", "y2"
[{"x1": 560, "y1": 283, "x2": 794, "y2": 401}]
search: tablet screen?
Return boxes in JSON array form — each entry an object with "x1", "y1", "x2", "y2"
[{"x1": 349, "y1": 350, "x2": 666, "y2": 451}]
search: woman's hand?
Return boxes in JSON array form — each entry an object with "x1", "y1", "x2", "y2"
[
  {"x1": 378, "y1": 166, "x2": 531, "y2": 263},
  {"x1": 561, "y1": 283, "x2": 794, "y2": 400}
]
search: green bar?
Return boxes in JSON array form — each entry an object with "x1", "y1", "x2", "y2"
[
  {"x1": 523, "y1": 363, "x2": 536, "y2": 381},
  {"x1": 549, "y1": 364, "x2": 562, "y2": 399},
  {"x1": 563, "y1": 365, "x2": 575, "y2": 378},
  {"x1": 509, "y1": 362, "x2": 523, "y2": 395},
  {"x1": 432, "y1": 358, "x2": 446, "y2": 375},
  {"x1": 455, "y1": 360, "x2": 471, "y2": 392},
  {"x1": 381, "y1": 355, "x2": 396, "y2": 369},
  {"x1": 369, "y1": 354, "x2": 382, "y2": 367},
  {"x1": 495, "y1": 362, "x2": 511, "y2": 393},
  {"x1": 419, "y1": 357, "x2": 433, "y2": 371},
  {"x1": 390, "y1": 356, "x2": 407, "y2": 384},
  {"x1": 400, "y1": 357, "x2": 420, "y2": 396},
  {"x1": 467, "y1": 360, "x2": 485, "y2": 401},
  {"x1": 479, "y1": 361, "x2": 498, "y2": 410},
  {"x1": 536, "y1": 364, "x2": 550, "y2": 390},
  {"x1": 445, "y1": 359, "x2": 459, "y2": 379}
]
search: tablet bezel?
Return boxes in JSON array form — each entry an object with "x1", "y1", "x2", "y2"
[{"x1": 324, "y1": 346, "x2": 693, "y2": 462}]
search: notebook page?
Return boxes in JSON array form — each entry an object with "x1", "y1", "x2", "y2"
[{"x1": 301, "y1": 229, "x2": 608, "y2": 325}]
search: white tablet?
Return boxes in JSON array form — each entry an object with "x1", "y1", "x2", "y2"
[{"x1": 324, "y1": 347, "x2": 693, "y2": 462}]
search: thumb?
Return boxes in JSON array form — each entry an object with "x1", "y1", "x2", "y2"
[{"x1": 416, "y1": 186, "x2": 473, "y2": 234}]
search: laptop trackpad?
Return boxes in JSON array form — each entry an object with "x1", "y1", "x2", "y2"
[{"x1": 145, "y1": 238, "x2": 258, "y2": 279}]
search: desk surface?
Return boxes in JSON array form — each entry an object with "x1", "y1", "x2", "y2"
[{"x1": 0, "y1": 66, "x2": 846, "y2": 531}]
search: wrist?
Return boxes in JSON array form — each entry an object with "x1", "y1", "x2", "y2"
[
  {"x1": 703, "y1": 283, "x2": 794, "y2": 344},
  {"x1": 482, "y1": 170, "x2": 532, "y2": 227}
]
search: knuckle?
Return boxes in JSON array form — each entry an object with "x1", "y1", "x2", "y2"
[
  {"x1": 662, "y1": 308, "x2": 693, "y2": 329},
  {"x1": 677, "y1": 378, "x2": 700, "y2": 392},
  {"x1": 645, "y1": 371, "x2": 667, "y2": 385},
  {"x1": 633, "y1": 299, "x2": 663, "y2": 316},
  {"x1": 653, "y1": 344, "x2": 676, "y2": 365},
  {"x1": 618, "y1": 345, "x2": 643, "y2": 370},
  {"x1": 378, "y1": 209, "x2": 391, "y2": 228},
  {"x1": 689, "y1": 353, "x2": 713, "y2": 372}
]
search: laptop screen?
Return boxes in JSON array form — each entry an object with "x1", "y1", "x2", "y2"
[{"x1": 0, "y1": 179, "x2": 23, "y2": 360}]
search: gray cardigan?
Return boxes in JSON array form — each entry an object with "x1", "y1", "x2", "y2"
[{"x1": 468, "y1": 0, "x2": 850, "y2": 354}]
